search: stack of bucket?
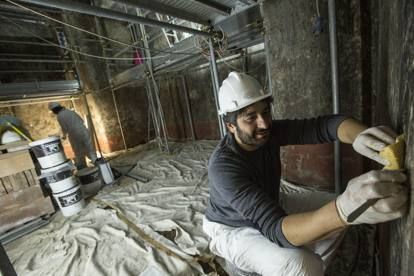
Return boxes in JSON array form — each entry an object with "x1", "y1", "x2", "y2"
[{"x1": 30, "y1": 136, "x2": 85, "y2": 217}]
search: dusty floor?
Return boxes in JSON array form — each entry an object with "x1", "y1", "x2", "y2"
[{"x1": 3, "y1": 141, "x2": 374, "y2": 275}]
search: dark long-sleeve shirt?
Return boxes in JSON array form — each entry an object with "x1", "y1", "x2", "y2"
[{"x1": 205, "y1": 115, "x2": 348, "y2": 248}]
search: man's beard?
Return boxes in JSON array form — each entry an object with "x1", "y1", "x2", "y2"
[{"x1": 236, "y1": 125, "x2": 270, "y2": 147}]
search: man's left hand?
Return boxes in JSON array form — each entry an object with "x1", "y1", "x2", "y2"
[{"x1": 352, "y1": 126, "x2": 397, "y2": 165}]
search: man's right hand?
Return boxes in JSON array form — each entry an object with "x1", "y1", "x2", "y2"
[{"x1": 336, "y1": 170, "x2": 408, "y2": 225}]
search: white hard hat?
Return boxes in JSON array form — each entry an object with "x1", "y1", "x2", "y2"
[
  {"x1": 48, "y1": 102, "x2": 61, "y2": 110},
  {"x1": 218, "y1": 72, "x2": 272, "y2": 115},
  {"x1": 1, "y1": 130, "x2": 22, "y2": 144}
]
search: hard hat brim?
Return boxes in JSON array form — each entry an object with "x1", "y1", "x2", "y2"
[{"x1": 219, "y1": 93, "x2": 272, "y2": 115}]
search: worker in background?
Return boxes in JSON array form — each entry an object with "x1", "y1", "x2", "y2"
[
  {"x1": 48, "y1": 102, "x2": 97, "y2": 169},
  {"x1": 203, "y1": 72, "x2": 407, "y2": 276}
]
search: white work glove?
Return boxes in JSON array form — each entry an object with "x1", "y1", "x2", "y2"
[
  {"x1": 336, "y1": 170, "x2": 408, "y2": 225},
  {"x1": 352, "y1": 126, "x2": 397, "y2": 165}
]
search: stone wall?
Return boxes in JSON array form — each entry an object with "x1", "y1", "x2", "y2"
[
  {"x1": 261, "y1": 0, "x2": 366, "y2": 190},
  {"x1": 373, "y1": 0, "x2": 414, "y2": 275}
]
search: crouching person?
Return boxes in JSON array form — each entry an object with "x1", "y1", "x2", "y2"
[{"x1": 203, "y1": 72, "x2": 408, "y2": 276}]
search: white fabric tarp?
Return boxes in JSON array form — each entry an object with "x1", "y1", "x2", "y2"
[
  {"x1": 4, "y1": 141, "x2": 337, "y2": 276},
  {"x1": 5, "y1": 141, "x2": 217, "y2": 276}
]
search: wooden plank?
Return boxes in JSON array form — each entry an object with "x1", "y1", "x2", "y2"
[
  {"x1": 0, "y1": 150, "x2": 34, "y2": 178},
  {"x1": 0, "y1": 196, "x2": 55, "y2": 234},
  {"x1": 1, "y1": 177, "x2": 13, "y2": 193},
  {"x1": 11, "y1": 173, "x2": 27, "y2": 192},
  {"x1": 0, "y1": 185, "x2": 44, "y2": 211},
  {"x1": 7, "y1": 175, "x2": 18, "y2": 192},
  {"x1": 0, "y1": 141, "x2": 29, "y2": 151},
  {"x1": 30, "y1": 169, "x2": 39, "y2": 185},
  {"x1": 0, "y1": 181, "x2": 6, "y2": 196},
  {"x1": 23, "y1": 170, "x2": 34, "y2": 187}
]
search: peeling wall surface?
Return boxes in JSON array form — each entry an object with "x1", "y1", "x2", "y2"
[{"x1": 372, "y1": 0, "x2": 414, "y2": 275}]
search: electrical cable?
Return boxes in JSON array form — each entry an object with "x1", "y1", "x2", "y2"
[
  {"x1": 0, "y1": 15, "x2": 172, "y2": 61},
  {"x1": 5, "y1": 0, "x2": 200, "y2": 56}
]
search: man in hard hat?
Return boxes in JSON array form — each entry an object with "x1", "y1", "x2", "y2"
[
  {"x1": 203, "y1": 72, "x2": 407, "y2": 275},
  {"x1": 49, "y1": 102, "x2": 97, "y2": 169}
]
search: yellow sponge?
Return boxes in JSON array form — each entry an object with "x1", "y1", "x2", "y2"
[{"x1": 379, "y1": 135, "x2": 405, "y2": 170}]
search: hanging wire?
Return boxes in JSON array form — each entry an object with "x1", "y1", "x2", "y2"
[
  {"x1": 0, "y1": 15, "x2": 172, "y2": 61},
  {"x1": 5, "y1": 0, "x2": 200, "y2": 56}
]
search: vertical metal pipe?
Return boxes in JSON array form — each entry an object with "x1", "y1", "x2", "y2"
[
  {"x1": 264, "y1": 37, "x2": 273, "y2": 96},
  {"x1": 259, "y1": 2, "x2": 275, "y2": 119},
  {"x1": 181, "y1": 76, "x2": 196, "y2": 140},
  {"x1": 150, "y1": 75, "x2": 170, "y2": 152},
  {"x1": 328, "y1": 0, "x2": 342, "y2": 194},
  {"x1": 208, "y1": 38, "x2": 225, "y2": 138},
  {"x1": 137, "y1": 7, "x2": 169, "y2": 152},
  {"x1": 146, "y1": 81, "x2": 160, "y2": 137}
]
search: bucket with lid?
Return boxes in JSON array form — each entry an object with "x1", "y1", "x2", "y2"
[
  {"x1": 39, "y1": 161, "x2": 76, "y2": 194},
  {"x1": 52, "y1": 185, "x2": 85, "y2": 217},
  {"x1": 29, "y1": 136, "x2": 67, "y2": 169},
  {"x1": 77, "y1": 166, "x2": 102, "y2": 198}
]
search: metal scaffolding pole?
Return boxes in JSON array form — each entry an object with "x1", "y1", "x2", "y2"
[
  {"x1": 136, "y1": 8, "x2": 169, "y2": 153},
  {"x1": 181, "y1": 76, "x2": 196, "y2": 141},
  {"x1": 118, "y1": 0, "x2": 208, "y2": 25},
  {"x1": 146, "y1": 79, "x2": 169, "y2": 152},
  {"x1": 20, "y1": 0, "x2": 210, "y2": 37},
  {"x1": 328, "y1": 0, "x2": 342, "y2": 194},
  {"x1": 208, "y1": 38, "x2": 225, "y2": 138}
]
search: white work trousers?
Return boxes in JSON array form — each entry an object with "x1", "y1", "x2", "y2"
[{"x1": 203, "y1": 187, "x2": 345, "y2": 276}]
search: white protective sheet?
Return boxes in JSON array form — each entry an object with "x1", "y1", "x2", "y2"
[
  {"x1": 5, "y1": 141, "x2": 217, "y2": 276},
  {"x1": 4, "y1": 140, "x2": 338, "y2": 276}
]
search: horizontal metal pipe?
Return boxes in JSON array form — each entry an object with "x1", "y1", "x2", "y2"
[
  {"x1": 0, "y1": 94, "x2": 80, "y2": 108},
  {"x1": 118, "y1": 0, "x2": 209, "y2": 26},
  {"x1": 0, "y1": 10, "x2": 46, "y2": 23},
  {"x1": 0, "y1": 2, "x2": 60, "y2": 13},
  {"x1": 20, "y1": 0, "x2": 211, "y2": 37},
  {"x1": 190, "y1": 0, "x2": 231, "y2": 15},
  {"x1": 0, "y1": 58, "x2": 73, "y2": 63},
  {"x1": 0, "y1": 39, "x2": 56, "y2": 47},
  {"x1": 194, "y1": 48, "x2": 265, "y2": 71},
  {"x1": 0, "y1": 70, "x2": 72, "y2": 74},
  {"x1": 0, "y1": 53, "x2": 61, "y2": 58}
]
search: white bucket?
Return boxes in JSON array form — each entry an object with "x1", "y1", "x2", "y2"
[
  {"x1": 39, "y1": 161, "x2": 76, "y2": 194},
  {"x1": 77, "y1": 166, "x2": 102, "y2": 198},
  {"x1": 40, "y1": 160, "x2": 74, "y2": 175},
  {"x1": 53, "y1": 185, "x2": 85, "y2": 217},
  {"x1": 29, "y1": 136, "x2": 67, "y2": 169}
]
